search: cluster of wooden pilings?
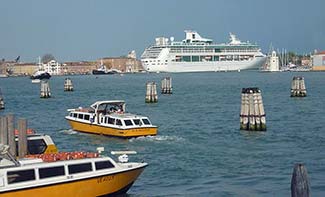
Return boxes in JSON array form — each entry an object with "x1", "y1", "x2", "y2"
[
  {"x1": 240, "y1": 87, "x2": 266, "y2": 131},
  {"x1": 64, "y1": 78, "x2": 74, "y2": 91},
  {"x1": 0, "y1": 88, "x2": 4, "y2": 110},
  {"x1": 145, "y1": 82, "x2": 158, "y2": 103},
  {"x1": 0, "y1": 114, "x2": 28, "y2": 158},
  {"x1": 291, "y1": 76, "x2": 307, "y2": 97},
  {"x1": 40, "y1": 80, "x2": 51, "y2": 98},
  {"x1": 161, "y1": 77, "x2": 172, "y2": 94}
]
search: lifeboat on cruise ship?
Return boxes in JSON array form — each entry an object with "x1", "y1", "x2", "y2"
[
  {"x1": 0, "y1": 144, "x2": 147, "y2": 196},
  {"x1": 65, "y1": 100, "x2": 158, "y2": 138}
]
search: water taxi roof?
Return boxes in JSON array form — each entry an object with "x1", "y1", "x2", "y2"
[{"x1": 90, "y1": 100, "x2": 125, "y2": 109}]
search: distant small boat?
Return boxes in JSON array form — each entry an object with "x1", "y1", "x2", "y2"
[
  {"x1": 65, "y1": 100, "x2": 158, "y2": 137},
  {"x1": 31, "y1": 57, "x2": 51, "y2": 81},
  {"x1": 30, "y1": 70, "x2": 51, "y2": 80},
  {"x1": 92, "y1": 60, "x2": 122, "y2": 75}
]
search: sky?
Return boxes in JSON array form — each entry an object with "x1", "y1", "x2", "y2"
[{"x1": 0, "y1": 0, "x2": 324, "y2": 62}]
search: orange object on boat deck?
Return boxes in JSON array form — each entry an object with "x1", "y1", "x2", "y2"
[
  {"x1": 14, "y1": 128, "x2": 34, "y2": 135},
  {"x1": 25, "y1": 151, "x2": 99, "y2": 162}
]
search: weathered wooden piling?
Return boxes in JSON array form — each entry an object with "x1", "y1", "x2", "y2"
[
  {"x1": 0, "y1": 116, "x2": 8, "y2": 145},
  {"x1": 40, "y1": 80, "x2": 51, "y2": 98},
  {"x1": 291, "y1": 163, "x2": 311, "y2": 197},
  {"x1": 0, "y1": 88, "x2": 4, "y2": 109},
  {"x1": 161, "y1": 77, "x2": 172, "y2": 94},
  {"x1": 7, "y1": 114, "x2": 16, "y2": 156},
  {"x1": 145, "y1": 82, "x2": 158, "y2": 103},
  {"x1": 17, "y1": 118, "x2": 28, "y2": 158},
  {"x1": 0, "y1": 115, "x2": 28, "y2": 157},
  {"x1": 240, "y1": 87, "x2": 266, "y2": 131},
  {"x1": 291, "y1": 76, "x2": 307, "y2": 97},
  {"x1": 64, "y1": 78, "x2": 74, "y2": 91}
]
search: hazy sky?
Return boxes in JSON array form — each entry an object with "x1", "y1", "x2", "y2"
[{"x1": 0, "y1": 0, "x2": 324, "y2": 62}]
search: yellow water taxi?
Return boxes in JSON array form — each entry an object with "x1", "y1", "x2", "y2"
[
  {"x1": 65, "y1": 100, "x2": 158, "y2": 137},
  {"x1": 0, "y1": 144, "x2": 147, "y2": 196}
]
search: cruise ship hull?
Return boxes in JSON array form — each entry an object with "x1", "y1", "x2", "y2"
[{"x1": 143, "y1": 56, "x2": 266, "y2": 73}]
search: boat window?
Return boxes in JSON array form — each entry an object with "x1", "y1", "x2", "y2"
[
  {"x1": 105, "y1": 117, "x2": 108, "y2": 123},
  {"x1": 28, "y1": 139, "x2": 47, "y2": 155},
  {"x1": 78, "y1": 113, "x2": 83, "y2": 119},
  {"x1": 68, "y1": 163, "x2": 92, "y2": 174},
  {"x1": 70, "y1": 113, "x2": 74, "y2": 117},
  {"x1": 95, "y1": 160, "x2": 115, "y2": 170},
  {"x1": 7, "y1": 169, "x2": 35, "y2": 184},
  {"x1": 116, "y1": 119, "x2": 122, "y2": 126},
  {"x1": 39, "y1": 166, "x2": 65, "y2": 179},
  {"x1": 108, "y1": 117, "x2": 115, "y2": 124},
  {"x1": 142, "y1": 118, "x2": 151, "y2": 125},
  {"x1": 73, "y1": 113, "x2": 77, "y2": 118},
  {"x1": 133, "y1": 119, "x2": 141, "y2": 125},
  {"x1": 15, "y1": 138, "x2": 47, "y2": 156},
  {"x1": 192, "y1": 56, "x2": 200, "y2": 62},
  {"x1": 84, "y1": 114, "x2": 90, "y2": 121},
  {"x1": 124, "y1": 120, "x2": 133, "y2": 126}
]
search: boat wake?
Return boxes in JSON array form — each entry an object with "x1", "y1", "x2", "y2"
[
  {"x1": 59, "y1": 129, "x2": 78, "y2": 135},
  {"x1": 129, "y1": 135, "x2": 185, "y2": 142}
]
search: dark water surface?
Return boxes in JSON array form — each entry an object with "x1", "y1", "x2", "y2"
[{"x1": 1, "y1": 72, "x2": 325, "y2": 196}]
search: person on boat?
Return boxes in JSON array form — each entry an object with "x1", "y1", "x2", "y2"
[{"x1": 109, "y1": 107, "x2": 117, "y2": 113}]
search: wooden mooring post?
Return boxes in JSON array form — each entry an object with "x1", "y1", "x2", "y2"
[
  {"x1": 0, "y1": 114, "x2": 17, "y2": 157},
  {"x1": 161, "y1": 77, "x2": 172, "y2": 94},
  {"x1": 291, "y1": 76, "x2": 307, "y2": 97},
  {"x1": 240, "y1": 87, "x2": 266, "y2": 131},
  {"x1": 145, "y1": 82, "x2": 158, "y2": 103},
  {"x1": 64, "y1": 78, "x2": 74, "y2": 91},
  {"x1": 0, "y1": 88, "x2": 4, "y2": 109},
  {"x1": 40, "y1": 80, "x2": 51, "y2": 98},
  {"x1": 291, "y1": 163, "x2": 311, "y2": 197}
]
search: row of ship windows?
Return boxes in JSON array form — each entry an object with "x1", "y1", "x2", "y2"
[
  {"x1": 172, "y1": 55, "x2": 254, "y2": 62},
  {"x1": 6, "y1": 160, "x2": 114, "y2": 185},
  {"x1": 169, "y1": 49, "x2": 257, "y2": 53},
  {"x1": 143, "y1": 55, "x2": 254, "y2": 64},
  {"x1": 144, "y1": 60, "x2": 168, "y2": 63},
  {"x1": 69, "y1": 113, "x2": 151, "y2": 126}
]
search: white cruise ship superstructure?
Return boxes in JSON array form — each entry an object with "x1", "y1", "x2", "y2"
[{"x1": 141, "y1": 30, "x2": 266, "y2": 72}]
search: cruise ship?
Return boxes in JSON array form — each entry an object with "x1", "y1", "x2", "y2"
[{"x1": 141, "y1": 30, "x2": 266, "y2": 72}]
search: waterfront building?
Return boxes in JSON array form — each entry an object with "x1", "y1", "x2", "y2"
[
  {"x1": 43, "y1": 60, "x2": 61, "y2": 75},
  {"x1": 312, "y1": 51, "x2": 325, "y2": 71}
]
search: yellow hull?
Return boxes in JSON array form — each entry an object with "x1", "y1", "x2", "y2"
[
  {"x1": 67, "y1": 119, "x2": 157, "y2": 137},
  {"x1": 0, "y1": 167, "x2": 145, "y2": 197}
]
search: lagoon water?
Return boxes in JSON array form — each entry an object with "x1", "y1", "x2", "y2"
[{"x1": 1, "y1": 72, "x2": 325, "y2": 196}]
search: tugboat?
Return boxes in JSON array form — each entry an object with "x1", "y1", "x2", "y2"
[
  {"x1": 0, "y1": 144, "x2": 147, "y2": 196},
  {"x1": 92, "y1": 60, "x2": 121, "y2": 75},
  {"x1": 65, "y1": 100, "x2": 158, "y2": 137}
]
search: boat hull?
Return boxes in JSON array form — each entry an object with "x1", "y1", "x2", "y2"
[
  {"x1": 92, "y1": 70, "x2": 116, "y2": 75},
  {"x1": 30, "y1": 73, "x2": 51, "y2": 80},
  {"x1": 67, "y1": 119, "x2": 157, "y2": 137},
  {"x1": 142, "y1": 56, "x2": 267, "y2": 73},
  {"x1": 0, "y1": 166, "x2": 145, "y2": 197}
]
